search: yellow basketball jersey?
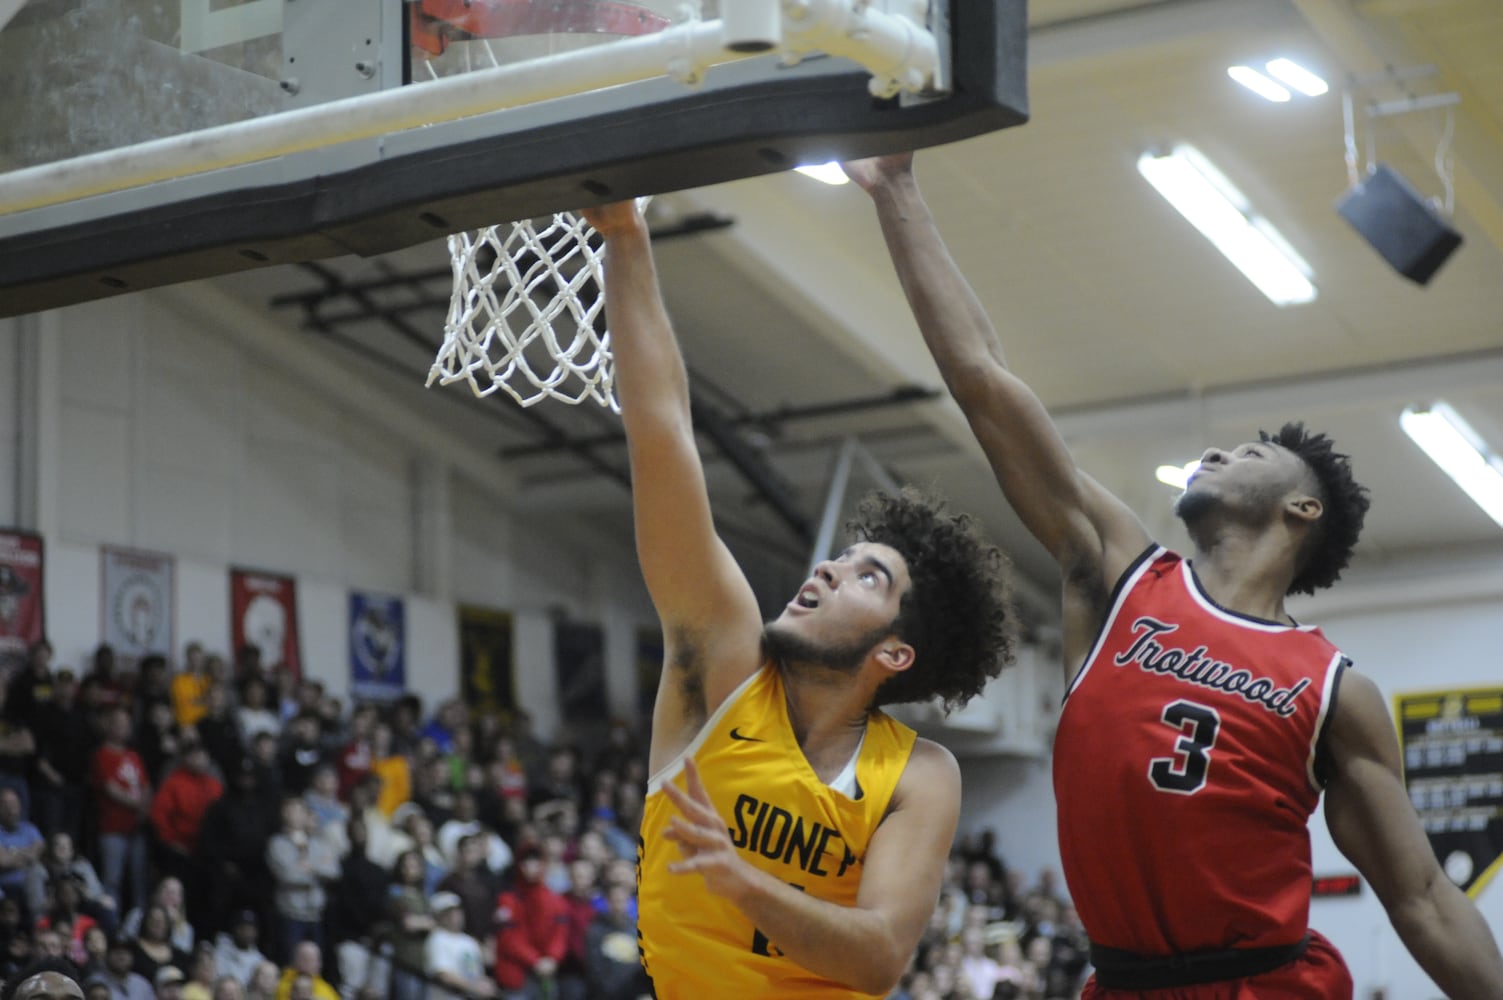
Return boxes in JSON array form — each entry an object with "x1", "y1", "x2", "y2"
[{"x1": 638, "y1": 665, "x2": 918, "y2": 1000}]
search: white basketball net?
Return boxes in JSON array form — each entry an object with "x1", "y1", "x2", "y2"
[{"x1": 427, "y1": 212, "x2": 618, "y2": 411}]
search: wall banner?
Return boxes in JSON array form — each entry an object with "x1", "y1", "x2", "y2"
[
  {"x1": 1396, "y1": 686, "x2": 1503, "y2": 898},
  {"x1": 100, "y1": 546, "x2": 175, "y2": 668},
  {"x1": 349, "y1": 591, "x2": 405, "y2": 702},
  {"x1": 230, "y1": 568, "x2": 302, "y2": 679},
  {"x1": 459, "y1": 606, "x2": 514, "y2": 718},
  {"x1": 0, "y1": 530, "x2": 45, "y2": 677},
  {"x1": 555, "y1": 619, "x2": 608, "y2": 726}
]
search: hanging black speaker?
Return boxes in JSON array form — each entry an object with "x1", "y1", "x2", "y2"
[{"x1": 1335, "y1": 163, "x2": 1463, "y2": 285}]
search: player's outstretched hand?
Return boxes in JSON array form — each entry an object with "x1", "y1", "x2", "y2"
[
  {"x1": 840, "y1": 152, "x2": 915, "y2": 193},
  {"x1": 662, "y1": 757, "x2": 749, "y2": 901},
  {"x1": 581, "y1": 201, "x2": 645, "y2": 238}
]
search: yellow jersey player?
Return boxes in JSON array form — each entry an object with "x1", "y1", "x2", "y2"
[{"x1": 582, "y1": 201, "x2": 1016, "y2": 1000}]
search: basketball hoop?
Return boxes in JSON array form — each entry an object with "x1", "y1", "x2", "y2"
[
  {"x1": 427, "y1": 212, "x2": 619, "y2": 411},
  {"x1": 420, "y1": 0, "x2": 946, "y2": 410},
  {"x1": 419, "y1": 2, "x2": 676, "y2": 411}
]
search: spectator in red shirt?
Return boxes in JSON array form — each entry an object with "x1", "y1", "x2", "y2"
[
  {"x1": 90, "y1": 706, "x2": 151, "y2": 914},
  {"x1": 151, "y1": 743, "x2": 223, "y2": 859},
  {"x1": 37, "y1": 874, "x2": 98, "y2": 964},
  {"x1": 492, "y1": 846, "x2": 573, "y2": 1000},
  {"x1": 333, "y1": 705, "x2": 377, "y2": 802},
  {"x1": 150, "y1": 740, "x2": 223, "y2": 931}
]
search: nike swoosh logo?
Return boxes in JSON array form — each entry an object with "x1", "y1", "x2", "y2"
[{"x1": 729, "y1": 728, "x2": 765, "y2": 742}]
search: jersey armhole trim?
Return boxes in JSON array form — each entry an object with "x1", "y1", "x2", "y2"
[
  {"x1": 645, "y1": 667, "x2": 763, "y2": 796},
  {"x1": 1063, "y1": 543, "x2": 1164, "y2": 702},
  {"x1": 1307, "y1": 654, "x2": 1348, "y2": 792}
]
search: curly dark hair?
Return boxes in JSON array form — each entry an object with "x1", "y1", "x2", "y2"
[
  {"x1": 845, "y1": 487, "x2": 1016, "y2": 713},
  {"x1": 1260, "y1": 422, "x2": 1370, "y2": 596}
]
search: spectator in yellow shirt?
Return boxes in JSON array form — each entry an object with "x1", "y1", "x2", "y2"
[
  {"x1": 170, "y1": 643, "x2": 211, "y2": 730},
  {"x1": 370, "y1": 724, "x2": 410, "y2": 819},
  {"x1": 274, "y1": 942, "x2": 338, "y2": 1000}
]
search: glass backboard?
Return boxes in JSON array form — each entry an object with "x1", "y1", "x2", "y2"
[{"x1": 0, "y1": 0, "x2": 1027, "y2": 317}]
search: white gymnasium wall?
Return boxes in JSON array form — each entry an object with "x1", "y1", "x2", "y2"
[
  {"x1": 5, "y1": 287, "x2": 655, "y2": 740},
  {"x1": 958, "y1": 753, "x2": 1061, "y2": 885},
  {"x1": 952, "y1": 568, "x2": 1503, "y2": 999}
]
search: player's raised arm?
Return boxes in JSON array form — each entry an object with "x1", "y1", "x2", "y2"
[
  {"x1": 1323, "y1": 671, "x2": 1503, "y2": 1000},
  {"x1": 844, "y1": 155, "x2": 1149, "y2": 596},
  {"x1": 583, "y1": 205, "x2": 764, "y2": 748}
]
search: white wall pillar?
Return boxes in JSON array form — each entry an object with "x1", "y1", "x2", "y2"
[{"x1": 14, "y1": 311, "x2": 62, "y2": 536}]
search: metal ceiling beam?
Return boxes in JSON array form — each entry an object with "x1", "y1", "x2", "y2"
[
  {"x1": 279, "y1": 264, "x2": 633, "y2": 489},
  {"x1": 265, "y1": 217, "x2": 742, "y2": 490},
  {"x1": 266, "y1": 213, "x2": 736, "y2": 318},
  {"x1": 297, "y1": 262, "x2": 438, "y2": 354},
  {"x1": 270, "y1": 267, "x2": 449, "y2": 309},
  {"x1": 497, "y1": 385, "x2": 940, "y2": 458},
  {"x1": 1052, "y1": 348, "x2": 1503, "y2": 440},
  {"x1": 691, "y1": 397, "x2": 812, "y2": 544}
]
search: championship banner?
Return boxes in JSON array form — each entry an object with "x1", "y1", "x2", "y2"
[
  {"x1": 100, "y1": 546, "x2": 175, "y2": 668},
  {"x1": 0, "y1": 530, "x2": 45, "y2": 678},
  {"x1": 459, "y1": 606, "x2": 515, "y2": 717},
  {"x1": 230, "y1": 568, "x2": 302, "y2": 680},
  {"x1": 349, "y1": 591, "x2": 405, "y2": 702},
  {"x1": 555, "y1": 619, "x2": 608, "y2": 726},
  {"x1": 1396, "y1": 686, "x2": 1503, "y2": 898}
]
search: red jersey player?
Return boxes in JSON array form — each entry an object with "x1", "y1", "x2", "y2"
[{"x1": 844, "y1": 153, "x2": 1503, "y2": 1000}]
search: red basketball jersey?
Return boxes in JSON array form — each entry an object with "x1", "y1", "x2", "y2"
[{"x1": 1054, "y1": 547, "x2": 1347, "y2": 956}]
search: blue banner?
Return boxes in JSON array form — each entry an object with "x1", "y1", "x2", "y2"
[{"x1": 349, "y1": 591, "x2": 405, "y2": 702}]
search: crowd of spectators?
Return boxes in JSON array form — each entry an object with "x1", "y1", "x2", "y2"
[
  {"x1": 0, "y1": 637, "x2": 1088, "y2": 1000},
  {"x1": 887, "y1": 832, "x2": 1090, "y2": 1000}
]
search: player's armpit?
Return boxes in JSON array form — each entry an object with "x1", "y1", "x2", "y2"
[{"x1": 1077, "y1": 472, "x2": 1154, "y2": 587}]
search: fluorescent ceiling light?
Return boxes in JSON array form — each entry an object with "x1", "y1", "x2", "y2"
[
  {"x1": 1265, "y1": 58, "x2": 1328, "y2": 97},
  {"x1": 1400, "y1": 402, "x2": 1503, "y2": 529},
  {"x1": 1228, "y1": 65, "x2": 1291, "y2": 102},
  {"x1": 1137, "y1": 146, "x2": 1316, "y2": 306},
  {"x1": 1156, "y1": 461, "x2": 1200, "y2": 490},
  {"x1": 794, "y1": 162, "x2": 850, "y2": 185}
]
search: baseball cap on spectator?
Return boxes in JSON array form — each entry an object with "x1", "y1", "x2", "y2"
[
  {"x1": 155, "y1": 966, "x2": 186, "y2": 987},
  {"x1": 235, "y1": 910, "x2": 258, "y2": 926},
  {"x1": 431, "y1": 892, "x2": 462, "y2": 914},
  {"x1": 391, "y1": 802, "x2": 424, "y2": 830}
]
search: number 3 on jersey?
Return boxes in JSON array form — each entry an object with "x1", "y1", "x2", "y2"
[{"x1": 1148, "y1": 700, "x2": 1221, "y2": 794}]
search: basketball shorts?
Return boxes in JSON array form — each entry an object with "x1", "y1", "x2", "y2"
[{"x1": 1081, "y1": 929, "x2": 1353, "y2": 1000}]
